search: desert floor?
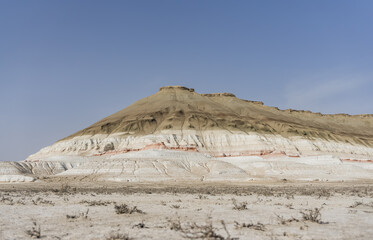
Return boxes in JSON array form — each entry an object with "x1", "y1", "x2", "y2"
[{"x1": 1, "y1": 180, "x2": 373, "y2": 240}]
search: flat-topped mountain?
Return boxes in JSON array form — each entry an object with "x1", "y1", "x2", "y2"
[
  {"x1": 28, "y1": 85, "x2": 373, "y2": 161},
  {"x1": 3, "y1": 86, "x2": 372, "y2": 183}
]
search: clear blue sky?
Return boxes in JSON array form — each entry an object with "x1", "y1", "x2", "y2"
[{"x1": 1, "y1": 0, "x2": 373, "y2": 161}]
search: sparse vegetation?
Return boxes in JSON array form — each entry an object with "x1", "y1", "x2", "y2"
[
  {"x1": 198, "y1": 194, "x2": 208, "y2": 199},
  {"x1": 170, "y1": 218, "x2": 238, "y2": 240},
  {"x1": 285, "y1": 203, "x2": 294, "y2": 209},
  {"x1": 66, "y1": 209, "x2": 89, "y2": 220},
  {"x1": 232, "y1": 198, "x2": 248, "y2": 210},
  {"x1": 105, "y1": 232, "x2": 132, "y2": 240},
  {"x1": 285, "y1": 193, "x2": 294, "y2": 200},
  {"x1": 0, "y1": 196, "x2": 14, "y2": 205},
  {"x1": 168, "y1": 216, "x2": 183, "y2": 231},
  {"x1": 234, "y1": 221, "x2": 266, "y2": 231},
  {"x1": 133, "y1": 221, "x2": 148, "y2": 229},
  {"x1": 52, "y1": 184, "x2": 76, "y2": 194},
  {"x1": 114, "y1": 204, "x2": 144, "y2": 214},
  {"x1": 300, "y1": 208, "x2": 326, "y2": 224},
  {"x1": 79, "y1": 200, "x2": 115, "y2": 206},
  {"x1": 349, "y1": 201, "x2": 373, "y2": 208},
  {"x1": 1, "y1": 183, "x2": 372, "y2": 239},
  {"x1": 317, "y1": 189, "x2": 332, "y2": 199},
  {"x1": 276, "y1": 214, "x2": 300, "y2": 225},
  {"x1": 350, "y1": 201, "x2": 364, "y2": 208},
  {"x1": 25, "y1": 221, "x2": 41, "y2": 239},
  {"x1": 32, "y1": 197, "x2": 55, "y2": 206}
]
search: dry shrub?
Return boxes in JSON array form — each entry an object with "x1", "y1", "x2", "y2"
[
  {"x1": 198, "y1": 194, "x2": 208, "y2": 199},
  {"x1": 350, "y1": 201, "x2": 364, "y2": 208},
  {"x1": 25, "y1": 221, "x2": 41, "y2": 239},
  {"x1": 114, "y1": 204, "x2": 144, "y2": 214},
  {"x1": 169, "y1": 217, "x2": 183, "y2": 231},
  {"x1": 275, "y1": 214, "x2": 300, "y2": 225},
  {"x1": 232, "y1": 199, "x2": 248, "y2": 210},
  {"x1": 52, "y1": 184, "x2": 76, "y2": 194},
  {"x1": 169, "y1": 218, "x2": 238, "y2": 240},
  {"x1": 0, "y1": 196, "x2": 14, "y2": 205},
  {"x1": 349, "y1": 201, "x2": 373, "y2": 208},
  {"x1": 133, "y1": 221, "x2": 147, "y2": 229},
  {"x1": 32, "y1": 197, "x2": 55, "y2": 206},
  {"x1": 300, "y1": 208, "x2": 326, "y2": 224},
  {"x1": 234, "y1": 221, "x2": 266, "y2": 231},
  {"x1": 285, "y1": 203, "x2": 294, "y2": 209},
  {"x1": 105, "y1": 232, "x2": 132, "y2": 240},
  {"x1": 79, "y1": 200, "x2": 115, "y2": 206},
  {"x1": 317, "y1": 188, "x2": 332, "y2": 199},
  {"x1": 66, "y1": 209, "x2": 89, "y2": 220}
]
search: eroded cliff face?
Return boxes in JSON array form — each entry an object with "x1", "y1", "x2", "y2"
[
  {"x1": 27, "y1": 130, "x2": 373, "y2": 162},
  {"x1": 27, "y1": 86, "x2": 373, "y2": 162},
  {"x1": 0, "y1": 161, "x2": 80, "y2": 182}
]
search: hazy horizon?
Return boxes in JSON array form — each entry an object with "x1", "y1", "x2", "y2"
[{"x1": 1, "y1": 0, "x2": 373, "y2": 161}]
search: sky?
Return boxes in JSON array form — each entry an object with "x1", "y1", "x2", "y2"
[{"x1": 1, "y1": 0, "x2": 373, "y2": 161}]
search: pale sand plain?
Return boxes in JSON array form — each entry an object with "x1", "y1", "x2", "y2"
[{"x1": 1, "y1": 181, "x2": 373, "y2": 240}]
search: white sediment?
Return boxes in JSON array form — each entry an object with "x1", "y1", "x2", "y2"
[
  {"x1": 26, "y1": 130, "x2": 373, "y2": 161},
  {"x1": 1, "y1": 131, "x2": 371, "y2": 183}
]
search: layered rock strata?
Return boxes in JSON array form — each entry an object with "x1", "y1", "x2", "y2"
[
  {"x1": 2, "y1": 86, "x2": 373, "y2": 182},
  {"x1": 27, "y1": 86, "x2": 373, "y2": 162}
]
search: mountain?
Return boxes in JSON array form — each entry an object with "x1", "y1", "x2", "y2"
[
  {"x1": 2, "y1": 86, "x2": 373, "y2": 183},
  {"x1": 27, "y1": 85, "x2": 373, "y2": 161}
]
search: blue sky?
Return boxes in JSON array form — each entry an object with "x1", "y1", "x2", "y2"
[{"x1": 1, "y1": 0, "x2": 373, "y2": 161}]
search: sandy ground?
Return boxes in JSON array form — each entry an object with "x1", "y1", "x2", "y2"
[{"x1": 1, "y1": 181, "x2": 373, "y2": 240}]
